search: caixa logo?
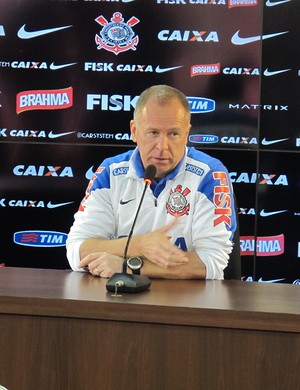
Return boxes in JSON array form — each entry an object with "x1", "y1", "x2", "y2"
[
  {"x1": 14, "y1": 230, "x2": 67, "y2": 247},
  {"x1": 187, "y1": 97, "x2": 215, "y2": 113},
  {"x1": 13, "y1": 165, "x2": 74, "y2": 177}
]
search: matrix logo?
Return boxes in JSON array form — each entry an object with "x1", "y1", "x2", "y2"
[{"x1": 14, "y1": 230, "x2": 67, "y2": 247}]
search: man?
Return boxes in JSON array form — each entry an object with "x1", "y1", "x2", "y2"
[{"x1": 67, "y1": 85, "x2": 237, "y2": 279}]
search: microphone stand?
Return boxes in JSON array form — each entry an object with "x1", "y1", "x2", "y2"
[{"x1": 106, "y1": 165, "x2": 156, "y2": 294}]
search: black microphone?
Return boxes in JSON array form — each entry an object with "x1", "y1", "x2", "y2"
[{"x1": 106, "y1": 165, "x2": 157, "y2": 293}]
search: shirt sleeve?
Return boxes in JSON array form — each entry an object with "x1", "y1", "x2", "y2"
[
  {"x1": 66, "y1": 162, "x2": 116, "y2": 271},
  {"x1": 192, "y1": 161, "x2": 237, "y2": 280}
]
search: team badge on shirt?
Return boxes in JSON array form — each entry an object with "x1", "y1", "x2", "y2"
[
  {"x1": 166, "y1": 185, "x2": 190, "y2": 217},
  {"x1": 95, "y1": 12, "x2": 140, "y2": 55}
]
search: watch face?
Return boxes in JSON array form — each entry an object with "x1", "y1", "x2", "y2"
[{"x1": 127, "y1": 256, "x2": 142, "y2": 269}]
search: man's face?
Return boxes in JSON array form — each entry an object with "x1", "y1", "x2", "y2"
[{"x1": 130, "y1": 97, "x2": 191, "y2": 179}]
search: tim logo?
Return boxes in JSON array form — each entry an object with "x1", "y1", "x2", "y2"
[
  {"x1": 187, "y1": 97, "x2": 215, "y2": 113},
  {"x1": 14, "y1": 230, "x2": 67, "y2": 247},
  {"x1": 189, "y1": 134, "x2": 218, "y2": 144},
  {"x1": 95, "y1": 12, "x2": 140, "y2": 55}
]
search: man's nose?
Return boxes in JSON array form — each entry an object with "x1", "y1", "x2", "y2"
[{"x1": 156, "y1": 134, "x2": 168, "y2": 150}]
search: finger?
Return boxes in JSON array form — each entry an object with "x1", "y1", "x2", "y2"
[
  {"x1": 78, "y1": 253, "x2": 100, "y2": 268},
  {"x1": 156, "y1": 218, "x2": 179, "y2": 234}
]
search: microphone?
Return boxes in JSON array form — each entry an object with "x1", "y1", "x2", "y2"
[{"x1": 106, "y1": 165, "x2": 157, "y2": 293}]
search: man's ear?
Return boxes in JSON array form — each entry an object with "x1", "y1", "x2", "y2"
[{"x1": 130, "y1": 120, "x2": 137, "y2": 143}]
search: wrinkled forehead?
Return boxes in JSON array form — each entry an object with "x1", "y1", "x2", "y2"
[{"x1": 135, "y1": 97, "x2": 190, "y2": 126}]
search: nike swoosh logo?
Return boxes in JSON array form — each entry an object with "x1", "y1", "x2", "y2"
[
  {"x1": 265, "y1": 0, "x2": 291, "y2": 6},
  {"x1": 231, "y1": 30, "x2": 289, "y2": 45},
  {"x1": 50, "y1": 62, "x2": 77, "y2": 70},
  {"x1": 263, "y1": 68, "x2": 291, "y2": 76},
  {"x1": 86, "y1": 167, "x2": 94, "y2": 180},
  {"x1": 155, "y1": 65, "x2": 183, "y2": 73},
  {"x1": 261, "y1": 137, "x2": 289, "y2": 145},
  {"x1": 17, "y1": 24, "x2": 72, "y2": 39},
  {"x1": 258, "y1": 277, "x2": 286, "y2": 283},
  {"x1": 48, "y1": 131, "x2": 75, "y2": 139},
  {"x1": 260, "y1": 209, "x2": 288, "y2": 217},
  {"x1": 120, "y1": 198, "x2": 135, "y2": 205},
  {"x1": 47, "y1": 201, "x2": 74, "y2": 209}
]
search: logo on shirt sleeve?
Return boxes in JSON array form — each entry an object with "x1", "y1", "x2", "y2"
[{"x1": 212, "y1": 172, "x2": 232, "y2": 228}]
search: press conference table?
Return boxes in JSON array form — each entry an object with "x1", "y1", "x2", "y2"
[{"x1": 0, "y1": 267, "x2": 300, "y2": 390}]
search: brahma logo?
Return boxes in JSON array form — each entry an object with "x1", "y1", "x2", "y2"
[
  {"x1": 16, "y1": 87, "x2": 73, "y2": 114},
  {"x1": 95, "y1": 12, "x2": 139, "y2": 55},
  {"x1": 228, "y1": 0, "x2": 258, "y2": 8},
  {"x1": 213, "y1": 172, "x2": 232, "y2": 228},
  {"x1": 191, "y1": 63, "x2": 220, "y2": 77},
  {"x1": 14, "y1": 230, "x2": 67, "y2": 247},
  {"x1": 240, "y1": 234, "x2": 284, "y2": 256}
]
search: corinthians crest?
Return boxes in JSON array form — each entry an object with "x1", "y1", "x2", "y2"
[
  {"x1": 95, "y1": 12, "x2": 140, "y2": 55},
  {"x1": 166, "y1": 185, "x2": 191, "y2": 217}
]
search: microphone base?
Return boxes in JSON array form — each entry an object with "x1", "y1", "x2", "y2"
[{"x1": 106, "y1": 273, "x2": 151, "y2": 293}]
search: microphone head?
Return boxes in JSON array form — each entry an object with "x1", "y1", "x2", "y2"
[{"x1": 144, "y1": 165, "x2": 156, "y2": 185}]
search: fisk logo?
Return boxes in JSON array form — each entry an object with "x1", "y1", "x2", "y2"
[
  {"x1": 16, "y1": 87, "x2": 73, "y2": 114},
  {"x1": 87, "y1": 94, "x2": 215, "y2": 113},
  {"x1": 14, "y1": 230, "x2": 68, "y2": 247},
  {"x1": 213, "y1": 172, "x2": 232, "y2": 228}
]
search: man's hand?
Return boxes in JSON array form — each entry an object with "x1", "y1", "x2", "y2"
[
  {"x1": 78, "y1": 252, "x2": 123, "y2": 278},
  {"x1": 131, "y1": 219, "x2": 188, "y2": 268}
]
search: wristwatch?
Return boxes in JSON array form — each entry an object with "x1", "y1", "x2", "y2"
[{"x1": 127, "y1": 256, "x2": 144, "y2": 275}]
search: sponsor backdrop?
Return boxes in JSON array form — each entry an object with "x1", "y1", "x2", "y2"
[{"x1": 0, "y1": 0, "x2": 299, "y2": 284}]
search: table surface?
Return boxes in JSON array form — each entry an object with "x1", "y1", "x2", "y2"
[{"x1": 1, "y1": 267, "x2": 300, "y2": 333}]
